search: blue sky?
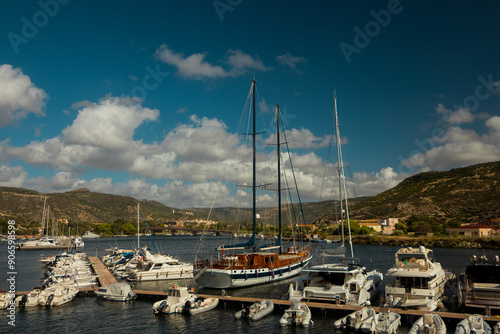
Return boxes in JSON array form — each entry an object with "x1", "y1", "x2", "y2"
[{"x1": 0, "y1": 0, "x2": 499, "y2": 209}]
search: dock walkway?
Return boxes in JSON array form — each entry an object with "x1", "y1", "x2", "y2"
[{"x1": 88, "y1": 256, "x2": 117, "y2": 286}]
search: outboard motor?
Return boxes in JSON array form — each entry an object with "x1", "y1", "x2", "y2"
[
  {"x1": 184, "y1": 300, "x2": 192, "y2": 314},
  {"x1": 46, "y1": 294, "x2": 55, "y2": 307},
  {"x1": 19, "y1": 294, "x2": 28, "y2": 308},
  {"x1": 291, "y1": 312, "x2": 297, "y2": 325},
  {"x1": 346, "y1": 316, "x2": 352, "y2": 328},
  {"x1": 154, "y1": 300, "x2": 167, "y2": 314}
]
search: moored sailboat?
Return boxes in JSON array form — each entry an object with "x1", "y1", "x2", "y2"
[
  {"x1": 194, "y1": 80, "x2": 312, "y2": 289},
  {"x1": 290, "y1": 93, "x2": 383, "y2": 305}
]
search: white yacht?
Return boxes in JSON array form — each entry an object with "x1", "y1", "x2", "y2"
[
  {"x1": 82, "y1": 231, "x2": 100, "y2": 238},
  {"x1": 385, "y1": 246, "x2": 453, "y2": 311},
  {"x1": 290, "y1": 256, "x2": 383, "y2": 305},
  {"x1": 126, "y1": 247, "x2": 193, "y2": 281}
]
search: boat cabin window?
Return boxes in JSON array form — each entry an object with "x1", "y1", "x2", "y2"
[
  {"x1": 152, "y1": 264, "x2": 163, "y2": 270},
  {"x1": 466, "y1": 266, "x2": 500, "y2": 283},
  {"x1": 397, "y1": 276, "x2": 429, "y2": 289},
  {"x1": 169, "y1": 289, "x2": 181, "y2": 297},
  {"x1": 349, "y1": 283, "x2": 357, "y2": 292},
  {"x1": 329, "y1": 273, "x2": 346, "y2": 286}
]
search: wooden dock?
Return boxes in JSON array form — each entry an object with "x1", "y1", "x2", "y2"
[
  {"x1": 81, "y1": 257, "x2": 500, "y2": 323},
  {"x1": 88, "y1": 256, "x2": 117, "y2": 286}
]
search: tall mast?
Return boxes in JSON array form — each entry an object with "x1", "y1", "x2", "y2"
[
  {"x1": 276, "y1": 105, "x2": 282, "y2": 253},
  {"x1": 41, "y1": 197, "x2": 47, "y2": 237},
  {"x1": 334, "y1": 93, "x2": 354, "y2": 257},
  {"x1": 251, "y1": 79, "x2": 256, "y2": 251},
  {"x1": 137, "y1": 203, "x2": 140, "y2": 249}
]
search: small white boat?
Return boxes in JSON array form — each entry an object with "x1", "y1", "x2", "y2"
[
  {"x1": 455, "y1": 315, "x2": 492, "y2": 334},
  {"x1": 15, "y1": 288, "x2": 43, "y2": 308},
  {"x1": 0, "y1": 293, "x2": 15, "y2": 309},
  {"x1": 95, "y1": 283, "x2": 136, "y2": 302},
  {"x1": 334, "y1": 307, "x2": 376, "y2": 330},
  {"x1": 82, "y1": 231, "x2": 100, "y2": 238},
  {"x1": 234, "y1": 299, "x2": 274, "y2": 321},
  {"x1": 185, "y1": 297, "x2": 219, "y2": 315},
  {"x1": 152, "y1": 284, "x2": 197, "y2": 314},
  {"x1": 39, "y1": 285, "x2": 79, "y2": 307},
  {"x1": 74, "y1": 237, "x2": 84, "y2": 247},
  {"x1": 279, "y1": 299, "x2": 312, "y2": 327},
  {"x1": 359, "y1": 311, "x2": 401, "y2": 334},
  {"x1": 409, "y1": 313, "x2": 446, "y2": 334}
]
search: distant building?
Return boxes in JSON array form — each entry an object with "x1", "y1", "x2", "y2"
[
  {"x1": 58, "y1": 219, "x2": 69, "y2": 225},
  {"x1": 447, "y1": 225, "x2": 498, "y2": 237}
]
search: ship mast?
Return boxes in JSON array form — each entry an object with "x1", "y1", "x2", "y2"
[
  {"x1": 334, "y1": 92, "x2": 354, "y2": 257},
  {"x1": 276, "y1": 105, "x2": 282, "y2": 254}
]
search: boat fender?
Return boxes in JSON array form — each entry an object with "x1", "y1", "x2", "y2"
[
  {"x1": 128, "y1": 291, "x2": 134, "y2": 301},
  {"x1": 255, "y1": 269, "x2": 258, "y2": 278}
]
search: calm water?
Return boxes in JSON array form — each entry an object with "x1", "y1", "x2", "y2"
[{"x1": 1, "y1": 235, "x2": 498, "y2": 333}]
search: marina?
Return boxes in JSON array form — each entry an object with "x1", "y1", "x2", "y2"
[{"x1": 2, "y1": 236, "x2": 500, "y2": 333}]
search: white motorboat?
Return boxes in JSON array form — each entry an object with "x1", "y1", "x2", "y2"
[
  {"x1": 185, "y1": 297, "x2": 219, "y2": 315},
  {"x1": 15, "y1": 288, "x2": 42, "y2": 308},
  {"x1": 82, "y1": 231, "x2": 100, "y2": 238},
  {"x1": 457, "y1": 254, "x2": 500, "y2": 310},
  {"x1": 0, "y1": 293, "x2": 15, "y2": 309},
  {"x1": 279, "y1": 297, "x2": 312, "y2": 327},
  {"x1": 409, "y1": 313, "x2": 447, "y2": 334},
  {"x1": 334, "y1": 307, "x2": 376, "y2": 330},
  {"x1": 126, "y1": 247, "x2": 193, "y2": 281},
  {"x1": 234, "y1": 299, "x2": 274, "y2": 321},
  {"x1": 385, "y1": 246, "x2": 453, "y2": 311},
  {"x1": 291, "y1": 256, "x2": 383, "y2": 305},
  {"x1": 74, "y1": 237, "x2": 84, "y2": 247},
  {"x1": 455, "y1": 315, "x2": 492, "y2": 334},
  {"x1": 39, "y1": 285, "x2": 79, "y2": 307},
  {"x1": 95, "y1": 283, "x2": 136, "y2": 302},
  {"x1": 152, "y1": 284, "x2": 197, "y2": 314},
  {"x1": 360, "y1": 311, "x2": 401, "y2": 334}
]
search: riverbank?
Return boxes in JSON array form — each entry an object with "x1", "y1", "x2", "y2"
[{"x1": 352, "y1": 235, "x2": 500, "y2": 249}]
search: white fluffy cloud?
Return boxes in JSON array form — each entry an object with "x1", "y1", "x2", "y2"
[
  {"x1": 265, "y1": 128, "x2": 330, "y2": 149},
  {"x1": 354, "y1": 167, "x2": 407, "y2": 196},
  {"x1": 154, "y1": 45, "x2": 268, "y2": 79},
  {"x1": 435, "y1": 103, "x2": 475, "y2": 125},
  {"x1": 402, "y1": 115, "x2": 500, "y2": 170},
  {"x1": 0, "y1": 64, "x2": 48, "y2": 128},
  {"x1": 62, "y1": 96, "x2": 159, "y2": 150}
]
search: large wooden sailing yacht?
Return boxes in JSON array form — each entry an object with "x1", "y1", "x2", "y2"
[{"x1": 194, "y1": 80, "x2": 312, "y2": 289}]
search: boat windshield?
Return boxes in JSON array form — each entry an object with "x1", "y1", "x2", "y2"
[{"x1": 397, "y1": 253, "x2": 427, "y2": 263}]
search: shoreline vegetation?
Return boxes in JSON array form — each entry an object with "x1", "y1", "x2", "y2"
[{"x1": 351, "y1": 235, "x2": 500, "y2": 249}]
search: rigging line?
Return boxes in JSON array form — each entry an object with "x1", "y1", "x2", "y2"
[
  {"x1": 139, "y1": 208, "x2": 158, "y2": 254},
  {"x1": 319, "y1": 119, "x2": 336, "y2": 202},
  {"x1": 337, "y1": 125, "x2": 357, "y2": 199},
  {"x1": 280, "y1": 114, "x2": 307, "y2": 227}
]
